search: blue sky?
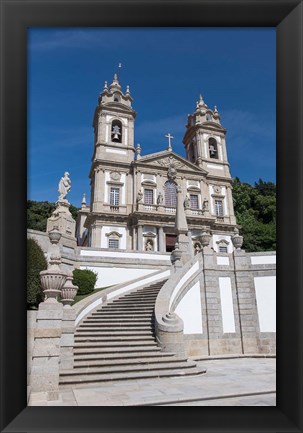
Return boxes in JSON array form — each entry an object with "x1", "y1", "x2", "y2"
[{"x1": 28, "y1": 28, "x2": 276, "y2": 207}]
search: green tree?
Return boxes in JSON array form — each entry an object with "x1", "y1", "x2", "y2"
[
  {"x1": 232, "y1": 177, "x2": 276, "y2": 252},
  {"x1": 27, "y1": 200, "x2": 79, "y2": 232},
  {"x1": 27, "y1": 238, "x2": 48, "y2": 309}
]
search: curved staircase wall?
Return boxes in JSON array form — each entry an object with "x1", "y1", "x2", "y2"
[{"x1": 155, "y1": 250, "x2": 276, "y2": 358}]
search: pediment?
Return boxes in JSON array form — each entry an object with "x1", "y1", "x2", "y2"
[{"x1": 136, "y1": 151, "x2": 208, "y2": 175}]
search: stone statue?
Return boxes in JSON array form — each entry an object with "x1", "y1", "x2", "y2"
[
  {"x1": 157, "y1": 191, "x2": 164, "y2": 205},
  {"x1": 202, "y1": 197, "x2": 209, "y2": 212},
  {"x1": 145, "y1": 240, "x2": 153, "y2": 251},
  {"x1": 58, "y1": 172, "x2": 71, "y2": 201},
  {"x1": 184, "y1": 195, "x2": 190, "y2": 209},
  {"x1": 136, "y1": 190, "x2": 143, "y2": 202},
  {"x1": 194, "y1": 242, "x2": 202, "y2": 255}
]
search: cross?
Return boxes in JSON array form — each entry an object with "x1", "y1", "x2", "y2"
[{"x1": 165, "y1": 133, "x2": 174, "y2": 150}]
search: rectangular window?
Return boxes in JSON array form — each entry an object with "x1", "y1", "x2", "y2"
[
  {"x1": 190, "y1": 194, "x2": 199, "y2": 209},
  {"x1": 144, "y1": 188, "x2": 154, "y2": 205},
  {"x1": 219, "y1": 246, "x2": 228, "y2": 253},
  {"x1": 110, "y1": 187, "x2": 120, "y2": 206},
  {"x1": 108, "y1": 238, "x2": 119, "y2": 249},
  {"x1": 215, "y1": 199, "x2": 224, "y2": 217}
]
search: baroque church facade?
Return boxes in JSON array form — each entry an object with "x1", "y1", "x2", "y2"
[{"x1": 76, "y1": 74, "x2": 237, "y2": 254}]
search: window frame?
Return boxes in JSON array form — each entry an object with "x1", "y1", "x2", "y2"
[
  {"x1": 164, "y1": 180, "x2": 177, "y2": 208},
  {"x1": 215, "y1": 199, "x2": 224, "y2": 217},
  {"x1": 189, "y1": 194, "x2": 199, "y2": 209},
  {"x1": 144, "y1": 188, "x2": 154, "y2": 205},
  {"x1": 109, "y1": 186, "x2": 120, "y2": 207}
]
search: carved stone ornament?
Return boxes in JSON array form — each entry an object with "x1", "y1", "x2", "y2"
[
  {"x1": 213, "y1": 185, "x2": 221, "y2": 194},
  {"x1": 110, "y1": 171, "x2": 121, "y2": 181},
  {"x1": 167, "y1": 157, "x2": 178, "y2": 179},
  {"x1": 157, "y1": 157, "x2": 185, "y2": 170}
]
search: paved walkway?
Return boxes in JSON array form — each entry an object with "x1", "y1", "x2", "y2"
[{"x1": 28, "y1": 357, "x2": 276, "y2": 406}]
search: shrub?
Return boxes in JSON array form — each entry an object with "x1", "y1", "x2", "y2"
[
  {"x1": 27, "y1": 238, "x2": 48, "y2": 309},
  {"x1": 72, "y1": 269, "x2": 97, "y2": 296}
]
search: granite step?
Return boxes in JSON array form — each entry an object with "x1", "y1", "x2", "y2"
[
  {"x1": 74, "y1": 341, "x2": 158, "y2": 348},
  {"x1": 79, "y1": 321, "x2": 153, "y2": 326},
  {"x1": 73, "y1": 356, "x2": 191, "y2": 368},
  {"x1": 59, "y1": 367, "x2": 204, "y2": 388},
  {"x1": 61, "y1": 360, "x2": 197, "y2": 376},
  {"x1": 75, "y1": 333, "x2": 155, "y2": 343},
  {"x1": 73, "y1": 346, "x2": 163, "y2": 355},
  {"x1": 73, "y1": 352, "x2": 176, "y2": 361},
  {"x1": 76, "y1": 323, "x2": 153, "y2": 335}
]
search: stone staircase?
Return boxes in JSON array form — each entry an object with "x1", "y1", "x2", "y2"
[{"x1": 59, "y1": 280, "x2": 203, "y2": 388}]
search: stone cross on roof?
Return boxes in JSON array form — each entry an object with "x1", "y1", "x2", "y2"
[{"x1": 165, "y1": 133, "x2": 174, "y2": 151}]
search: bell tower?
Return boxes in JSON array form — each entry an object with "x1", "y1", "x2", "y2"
[
  {"x1": 183, "y1": 95, "x2": 231, "y2": 179},
  {"x1": 92, "y1": 74, "x2": 136, "y2": 164}
]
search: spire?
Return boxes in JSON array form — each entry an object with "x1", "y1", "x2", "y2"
[
  {"x1": 196, "y1": 94, "x2": 207, "y2": 109},
  {"x1": 110, "y1": 73, "x2": 121, "y2": 89},
  {"x1": 125, "y1": 85, "x2": 131, "y2": 96}
]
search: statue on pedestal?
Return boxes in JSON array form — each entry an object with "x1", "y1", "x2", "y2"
[{"x1": 58, "y1": 172, "x2": 71, "y2": 202}]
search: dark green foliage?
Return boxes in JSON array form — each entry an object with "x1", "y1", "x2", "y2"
[
  {"x1": 27, "y1": 238, "x2": 48, "y2": 309},
  {"x1": 27, "y1": 200, "x2": 79, "y2": 232},
  {"x1": 72, "y1": 269, "x2": 98, "y2": 296},
  {"x1": 232, "y1": 177, "x2": 276, "y2": 252}
]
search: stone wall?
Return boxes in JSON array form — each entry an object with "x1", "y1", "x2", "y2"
[
  {"x1": 155, "y1": 250, "x2": 276, "y2": 357},
  {"x1": 27, "y1": 310, "x2": 37, "y2": 401}
]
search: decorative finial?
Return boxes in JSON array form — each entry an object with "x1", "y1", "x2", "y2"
[
  {"x1": 81, "y1": 193, "x2": 86, "y2": 207},
  {"x1": 214, "y1": 105, "x2": 218, "y2": 112},
  {"x1": 104, "y1": 81, "x2": 108, "y2": 90},
  {"x1": 165, "y1": 133, "x2": 174, "y2": 151},
  {"x1": 126, "y1": 85, "x2": 130, "y2": 95},
  {"x1": 136, "y1": 143, "x2": 141, "y2": 159},
  {"x1": 110, "y1": 73, "x2": 121, "y2": 89}
]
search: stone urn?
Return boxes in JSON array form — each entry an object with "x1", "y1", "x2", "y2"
[
  {"x1": 171, "y1": 242, "x2": 182, "y2": 264},
  {"x1": 61, "y1": 272, "x2": 78, "y2": 307},
  {"x1": 48, "y1": 226, "x2": 62, "y2": 244},
  {"x1": 200, "y1": 230, "x2": 211, "y2": 248},
  {"x1": 40, "y1": 260, "x2": 67, "y2": 302},
  {"x1": 232, "y1": 228, "x2": 243, "y2": 250}
]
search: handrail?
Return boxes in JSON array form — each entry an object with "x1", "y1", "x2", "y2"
[
  {"x1": 74, "y1": 268, "x2": 171, "y2": 326},
  {"x1": 154, "y1": 253, "x2": 202, "y2": 334}
]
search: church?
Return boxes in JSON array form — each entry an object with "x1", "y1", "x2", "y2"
[
  {"x1": 76, "y1": 73, "x2": 237, "y2": 255},
  {"x1": 27, "y1": 73, "x2": 276, "y2": 397}
]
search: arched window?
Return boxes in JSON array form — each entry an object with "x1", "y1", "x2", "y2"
[
  {"x1": 113, "y1": 93, "x2": 120, "y2": 102},
  {"x1": 208, "y1": 137, "x2": 218, "y2": 159},
  {"x1": 206, "y1": 113, "x2": 212, "y2": 121},
  {"x1": 164, "y1": 180, "x2": 177, "y2": 207},
  {"x1": 111, "y1": 119, "x2": 122, "y2": 143},
  {"x1": 188, "y1": 143, "x2": 195, "y2": 163}
]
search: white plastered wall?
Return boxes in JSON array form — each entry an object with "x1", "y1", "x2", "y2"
[
  {"x1": 254, "y1": 276, "x2": 276, "y2": 332},
  {"x1": 101, "y1": 226, "x2": 126, "y2": 249},
  {"x1": 80, "y1": 265, "x2": 156, "y2": 287},
  {"x1": 175, "y1": 281, "x2": 203, "y2": 334},
  {"x1": 219, "y1": 277, "x2": 236, "y2": 333}
]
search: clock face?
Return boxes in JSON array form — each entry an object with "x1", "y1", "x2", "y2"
[{"x1": 110, "y1": 171, "x2": 121, "y2": 181}]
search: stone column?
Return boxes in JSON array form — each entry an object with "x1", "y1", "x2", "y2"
[
  {"x1": 137, "y1": 225, "x2": 143, "y2": 251},
  {"x1": 158, "y1": 226, "x2": 165, "y2": 252},
  {"x1": 30, "y1": 301, "x2": 64, "y2": 400},
  {"x1": 30, "y1": 227, "x2": 66, "y2": 400},
  {"x1": 233, "y1": 250, "x2": 259, "y2": 354},
  {"x1": 93, "y1": 168, "x2": 103, "y2": 212}
]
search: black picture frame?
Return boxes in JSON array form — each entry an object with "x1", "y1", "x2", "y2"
[{"x1": 1, "y1": 0, "x2": 302, "y2": 432}]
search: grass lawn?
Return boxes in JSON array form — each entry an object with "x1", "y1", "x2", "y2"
[{"x1": 73, "y1": 286, "x2": 111, "y2": 304}]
